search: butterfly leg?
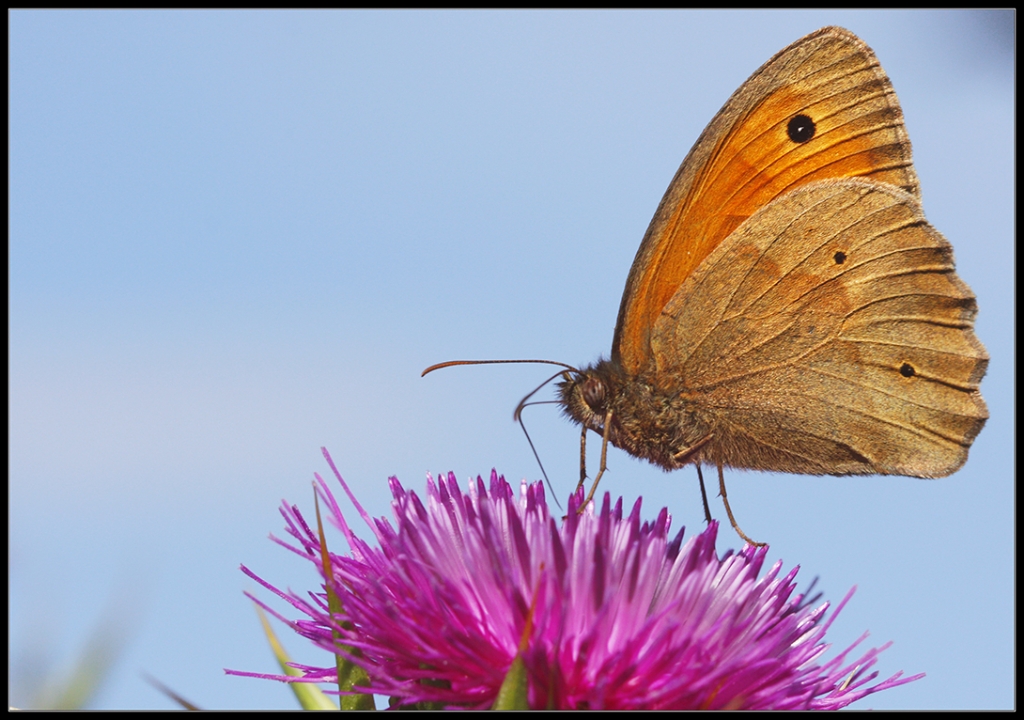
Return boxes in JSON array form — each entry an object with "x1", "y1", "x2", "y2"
[
  {"x1": 581, "y1": 408, "x2": 614, "y2": 510},
  {"x1": 670, "y1": 434, "x2": 715, "y2": 523},
  {"x1": 694, "y1": 465, "x2": 713, "y2": 525},
  {"x1": 576, "y1": 426, "x2": 588, "y2": 491},
  {"x1": 717, "y1": 462, "x2": 765, "y2": 547},
  {"x1": 671, "y1": 433, "x2": 714, "y2": 465}
]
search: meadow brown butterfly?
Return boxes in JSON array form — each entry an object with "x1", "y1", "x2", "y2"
[{"x1": 428, "y1": 27, "x2": 988, "y2": 543}]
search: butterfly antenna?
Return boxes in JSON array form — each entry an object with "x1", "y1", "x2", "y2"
[
  {"x1": 511, "y1": 369, "x2": 577, "y2": 508},
  {"x1": 422, "y1": 359, "x2": 580, "y2": 508},
  {"x1": 422, "y1": 359, "x2": 577, "y2": 377},
  {"x1": 515, "y1": 402, "x2": 562, "y2": 511},
  {"x1": 513, "y1": 369, "x2": 575, "y2": 422}
]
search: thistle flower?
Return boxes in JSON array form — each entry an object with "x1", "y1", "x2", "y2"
[{"x1": 233, "y1": 449, "x2": 921, "y2": 709}]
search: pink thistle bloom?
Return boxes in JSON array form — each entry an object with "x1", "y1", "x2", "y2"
[{"x1": 233, "y1": 449, "x2": 922, "y2": 709}]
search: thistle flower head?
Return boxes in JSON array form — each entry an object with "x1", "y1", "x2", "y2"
[{"x1": 235, "y1": 450, "x2": 921, "y2": 709}]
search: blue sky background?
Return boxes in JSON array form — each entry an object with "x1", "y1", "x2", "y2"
[{"x1": 9, "y1": 10, "x2": 1013, "y2": 710}]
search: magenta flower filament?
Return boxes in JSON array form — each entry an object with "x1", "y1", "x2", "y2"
[{"x1": 234, "y1": 450, "x2": 921, "y2": 709}]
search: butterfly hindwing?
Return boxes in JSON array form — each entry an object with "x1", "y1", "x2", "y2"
[{"x1": 652, "y1": 179, "x2": 987, "y2": 476}]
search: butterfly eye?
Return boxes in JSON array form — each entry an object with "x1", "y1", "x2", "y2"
[
  {"x1": 787, "y1": 114, "x2": 816, "y2": 143},
  {"x1": 581, "y1": 376, "x2": 607, "y2": 412}
]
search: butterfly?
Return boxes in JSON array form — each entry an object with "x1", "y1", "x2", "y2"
[{"x1": 428, "y1": 27, "x2": 988, "y2": 545}]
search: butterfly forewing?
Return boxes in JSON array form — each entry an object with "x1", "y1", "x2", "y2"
[{"x1": 613, "y1": 26, "x2": 920, "y2": 374}]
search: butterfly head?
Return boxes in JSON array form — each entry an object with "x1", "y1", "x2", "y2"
[
  {"x1": 557, "y1": 360, "x2": 621, "y2": 439},
  {"x1": 559, "y1": 357, "x2": 717, "y2": 473}
]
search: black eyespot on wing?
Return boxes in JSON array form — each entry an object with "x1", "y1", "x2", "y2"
[
  {"x1": 787, "y1": 114, "x2": 815, "y2": 143},
  {"x1": 900, "y1": 362, "x2": 916, "y2": 378},
  {"x1": 833, "y1": 251, "x2": 847, "y2": 265}
]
